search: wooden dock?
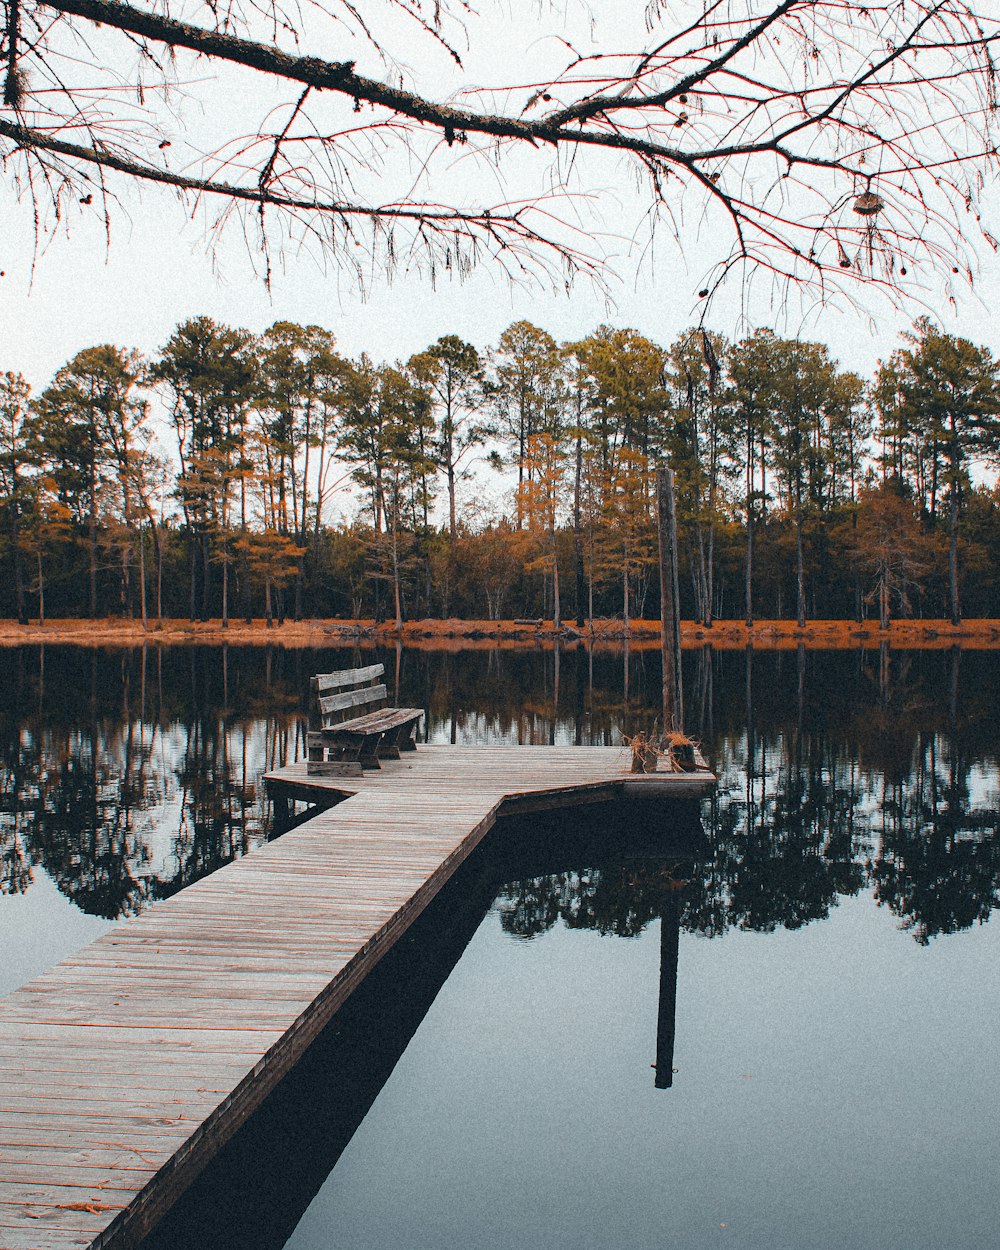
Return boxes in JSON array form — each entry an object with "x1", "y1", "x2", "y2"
[{"x1": 0, "y1": 745, "x2": 713, "y2": 1250}]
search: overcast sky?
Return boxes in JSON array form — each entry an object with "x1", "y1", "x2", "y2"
[{"x1": 6, "y1": 198, "x2": 1000, "y2": 394}]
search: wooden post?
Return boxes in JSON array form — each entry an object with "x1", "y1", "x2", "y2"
[
  {"x1": 271, "y1": 788, "x2": 290, "y2": 831},
  {"x1": 657, "y1": 466, "x2": 683, "y2": 733}
]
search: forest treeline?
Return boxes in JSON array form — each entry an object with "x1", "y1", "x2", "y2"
[{"x1": 3, "y1": 314, "x2": 1000, "y2": 627}]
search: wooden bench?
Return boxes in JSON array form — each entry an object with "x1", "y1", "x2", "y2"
[{"x1": 306, "y1": 664, "x2": 423, "y2": 777}]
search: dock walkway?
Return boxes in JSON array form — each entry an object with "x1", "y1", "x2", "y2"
[{"x1": 0, "y1": 746, "x2": 713, "y2": 1250}]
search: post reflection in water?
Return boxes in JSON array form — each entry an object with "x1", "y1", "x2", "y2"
[
  {"x1": 655, "y1": 885, "x2": 681, "y2": 1090},
  {"x1": 2, "y1": 642, "x2": 1000, "y2": 1247}
]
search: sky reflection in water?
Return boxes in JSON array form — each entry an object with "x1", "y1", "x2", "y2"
[
  {"x1": 1, "y1": 642, "x2": 999, "y2": 1248},
  {"x1": 289, "y1": 891, "x2": 999, "y2": 1250}
]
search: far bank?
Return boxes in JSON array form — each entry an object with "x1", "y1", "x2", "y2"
[{"x1": 0, "y1": 618, "x2": 997, "y2": 650}]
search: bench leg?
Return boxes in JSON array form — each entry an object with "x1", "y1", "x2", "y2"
[
  {"x1": 309, "y1": 732, "x2": 379, "y2": 772},
  {"x1": 356, "y1": 732, "x2": 383, "y2": 769}
]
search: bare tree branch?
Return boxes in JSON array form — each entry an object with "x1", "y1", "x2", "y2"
[{"x1": 2, "y1": 0, "x2": 999, "y2": 303}]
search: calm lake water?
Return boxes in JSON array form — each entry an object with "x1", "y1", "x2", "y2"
[{"x1": 3, "y1": 642, "x2": 1000, "y2": 1250}]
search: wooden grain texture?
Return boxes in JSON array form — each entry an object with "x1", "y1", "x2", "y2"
[
  {"x1": 316, "y1": 683, "x2": 387, "y2": 716},
  {"x1": 0, "y1": 744, "x2": 714, "y2": 1250},
  {"x1": 311, "y1": 664, "x2": 384, "y2": 695}
]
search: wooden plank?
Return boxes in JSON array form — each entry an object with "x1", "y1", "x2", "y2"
[
  {"x1": 0, "y1": 1207, "x2": 122, "y2": 1233},
  {"x1": 0, "y1": 1072, "x2": 237, "y2": 1095},
  {"x1": 310, "y1": 708, "x2": 422, "y2": 737},
  {"x1": 0, "y1": 1225, "x2": 103, "y2": 1250},
  {"x1": 305, "y1": 759, "x2": 365, "y2": 778},
  {"x1": 0, "y1": 1120, "x2": 196, "y2": 1145},
  {"x1": 311, "y1": 664, "x2": 384, "y2": 694},
  {"x1": 0, "y1": 1156, "x2": 155, "y2": 1179},
  {"x1": 343, "y1": 707, "x2": 422, "y2": 729},
  {"x1": 0, "y1": 1181, "x2": 134, "y2": 1203},
  {"x1": 317, "y1": 684, "x2": 387, "y2": 717}
]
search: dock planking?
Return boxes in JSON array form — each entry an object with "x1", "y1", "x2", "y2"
[{"x1": 0, "y1": 745, "x2": 713, "y2": 1250}]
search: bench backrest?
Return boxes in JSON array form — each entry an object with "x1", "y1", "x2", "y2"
[{"x1": 309, "y1": 664, "x2": 387, "y2": 728}]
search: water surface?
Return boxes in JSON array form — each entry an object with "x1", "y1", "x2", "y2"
[{"x1": 2, "y1": 642, "x2": 998, "y2": 1249}]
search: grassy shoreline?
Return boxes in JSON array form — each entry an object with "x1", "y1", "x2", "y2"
[{"x1": 0, "y1": 617, "x2": 997, "y2": 649}]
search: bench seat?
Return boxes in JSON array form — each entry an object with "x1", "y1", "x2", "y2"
[
  {"x1": 306, "y1": 665, "x2": 423, "y2": 776},
  {"x1": 308, "y1": 707, "x2": 422, "y2": 766}
]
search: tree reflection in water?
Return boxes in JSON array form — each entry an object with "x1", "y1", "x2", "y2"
[
  {"x1": 0, "y1": 641, "x2": 998, "y2": 947},
  {"x1": 0, "y1": 644, "x2": 307, "y2": 917},
  {"x1": 493, "y1": 644, "x2": 1000, "y2": 946}
]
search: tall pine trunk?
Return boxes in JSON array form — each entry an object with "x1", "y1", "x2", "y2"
[
  {"x1": 949, "y1": 473, "x2": 961, "y2": 625},
  {"x1": 241, "y1": 476, "x2": 252, "y2": 624},
  {"x1": 391, "y1": 522, "x2": 403, "y2": 633},
  {"x1": 11, "y1": 499, "x2": 26, "y2": 625},
  {"x1": 551, "y1": 524, "x2": 560, "y2": 630},
  {"x1": 88, "y1": 503, "x2": 98, "y2": 617},
  {"x1": 201, "y1": 528, "x2": 211, "y2": 621},
  {"x1": 139, "y1": 524, "x2": 147, "y2": 630},
  {"x1": 37, "y1": 549, "x2": 45, "y2": 626},
  {"x1": 447, "y1": 458, "x2": 457, "y2": 543},
  {"x1": 795, "y1": 503, "x2": 806, "y2": 628},
  {"x1": 744, "y1": 448, "x2": 754, "y2": 627},
  {"x1": 221, "y1": 540, "x2": 229, "y2": 630},
  {"x1": 573, "y1": 430, "x2": 585, "y2": 626}
]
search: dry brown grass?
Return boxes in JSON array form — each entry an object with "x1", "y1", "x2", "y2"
[{"x1": 0, "y1": 616, "x2": 998, "y2": 650}]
